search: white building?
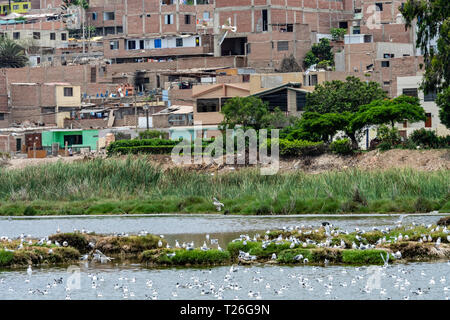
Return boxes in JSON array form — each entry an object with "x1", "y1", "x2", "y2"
[{"x1": 396, "y1": 75, "x2": 450, "y2": 137}]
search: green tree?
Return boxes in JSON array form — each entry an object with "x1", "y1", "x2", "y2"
[
  {"x1": 0, "y1": 38, "x2": 28, "y2": 68},
  {"x1": 400, "y1": 0, "x2": 449, "y2": 128},
  {"x1": 305, "y1": 76, "x2": 387, "y2": 114},
  {"x1": 303, "y1": 51, "x2": 319, "y2": 68},
  {"x1": 351, "y1": 95, "x2": 426, "y2": 130},
  {"x1": 330, "y1": 28, "x2": 346, "y2": 41},
  {"x1": 220, "y1": 96, "x2": 288, "y2": 131},
  {"x1": 296, "y1": 112, "x2": 350, "y2": 143},
  {"x1": 436, "y1": 87, "x2": 450, "y2": 128},
  {"x1": 303, "y1": 38, "x2": 334, "y2": 68}
]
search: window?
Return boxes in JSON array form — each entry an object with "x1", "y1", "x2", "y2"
[
  {"x1": 165, "y1": 14, "x2": 173, "y2": 24},
  {"x1": 110, "y1": 40, "x2": 119, "y2": 50},
  {"x1": 383, "y1": 81, "x2": 390, "y2": 86},
  {"x1": 13, "y1": 5, "x2": 19, "y2": 10},
  {"x1": 64, "y1": 135, "x2": 83, "y2": 146},
  {"x1": 13, "y1": 32, "x2": 20, "y2": 40},
  {"x1": 352, "y1": 26, "x2": 360, "y2": 34},
  {"x1": 63, "y1": 87, "x2": 73, "y2": 97},
  {"x1": 246, "y1": 43, "x2": 251, "y2": 54},
  {"x1": 381, "y1": 61, "x2": 390, "y2": 67},
  {"x1": 286, "y1": 24, "x2": 293, "y2": 32},
  {"x1": 154, "y1": 39, "x2": 161, "y2": 48},
  {"x1": 339, "y1": 21, "x2": 348, "y2": 29},
  {"x1": 33, "y1": 32, "x2": 40, "y2": 40},
  {"x1": 23, "y1": 4, "x2": 28, "y2": 9},
  {"x1": 127, "y1": 40, "x2": 136, "y2": 50},
  {"x1": 195, "y1": 37, "x2": 200, "y2": 47},
  {"x1": 375, "y1": 3, "x2": 383, "y2": 11},
  {"x1": 197, "y1": 98, "x2": 219, "y2": 112},
  {"x1": 220, "y1": 97, "x2": 231, "y2": 109},
  {"x1": 50, "y1": 32, "x2": 55, "y2": 40},
  {"x1": 0, "y1": 113, "x2": 4, "y2": 121},
  {"x1": 185, "y1": 15, "x2": 191, "y2": 24},
  {"x1": 90, "y1": 67, "x2": 96, "y2": 83},
  {"x1": 296, "y1": 92, "x2": 307, "y2": 111},
  {"x1": 424, "y1": 89, "x2": 437, "y2": 102},
  {"x1": 176, "y1": 38, "x2": 183, "y2": 47},
  {"x1": 402, "y1": 88, "x2": 418, "y2": 97},
  {"x1": 203, "y1": 11, "x2": 210, "y2": 20},
  {"x1": 277, "y1": 41, "x2": 289, "y2": 51},
  {"x1": 262, "y1": 9, "x2": 268, "y2": 32},
  {"x1": 383, "y1": 53, "x2": 394, "y2": 58},
  {"x1": 61, "y1": 33, "x2": 67, "y2": 40},
  {"x1": 92, "y1": 12, "x2": 97, "y2": 20},
  {"x1": 425, "y1": 113, "x2": 432, "y2": 128},
  {"x1": 104, "y1": 12, "x2": 115, "y2": 21}
]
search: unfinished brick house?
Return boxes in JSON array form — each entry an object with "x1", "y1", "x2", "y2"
[{"x1": 86, "y1": 0, "x2": 355, "y2": 69}]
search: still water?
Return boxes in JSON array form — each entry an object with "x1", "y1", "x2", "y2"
[
  {"x1": 0, "y1": 214, "x2": 448, "y2": 300},
  {"x1": 1, "y1": 262, "x2": 449, "y2": 300}
]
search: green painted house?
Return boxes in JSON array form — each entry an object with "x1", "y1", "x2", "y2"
[{"x1": 42, "y1": 129, "x2": 99, "y2": 151}]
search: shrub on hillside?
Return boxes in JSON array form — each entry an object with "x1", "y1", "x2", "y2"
[
  {"x1": 409, "y1": 129, "x2": 449, "y2": 149},
  {"x1": 263, "y1": 138, "x2": 326, "y2": 157},
  {"x1": 376, "y1": 125, "x2": 402, "y2": 151},
  {"x1": 330, "y1": 138, "x2": 353, "y2": 155},
  {"x1": 139, "y1": 130, "x2": 165, "y2": 140}
]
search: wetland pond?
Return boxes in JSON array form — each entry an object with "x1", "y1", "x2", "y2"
[{"x1": 1, "y1": 213, "x2": 449, "y2": 300}]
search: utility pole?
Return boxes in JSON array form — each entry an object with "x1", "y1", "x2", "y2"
[
  {"x1": 143, "y1": 104, "x2": 149, "y2": 130},
  {"x1": 82, "y1": 7, "x2": 85, "y2": 54},
  {"x1": 134, "y1": 93, "x2": 138, "y2": 132}
]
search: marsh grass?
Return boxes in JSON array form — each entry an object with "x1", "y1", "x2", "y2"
[
  {"x1": 141, "y1": 248, "x2": 231, "y2": 265},
  {"x1": 0, "y1": 157, "x2": 448, "y2": 215}
]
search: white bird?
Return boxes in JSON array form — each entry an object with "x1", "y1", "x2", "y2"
[
  {"x1": 435, "y1": 237, "x2": 441, "y2": 248},
  {"x1": 62, "y1": 241, "x2": 68, "y2": 247},
  {"x1": 27, "y1": 265, "x2": 32, "y2": 277},
  {"x1": 380, "y1": 251, "x2": 389, "y2": 267},
  {"x1": 271, "y1": 253, "x2": 277, "y2": 260},
  {"x1": 212, "y1": 197, "x2": 224, "y2": 211},
  {"x1": 158, "y1": 240, "x2": 163, "y2": 248}
]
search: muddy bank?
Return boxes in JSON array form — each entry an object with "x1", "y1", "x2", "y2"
[{"x1": 137, "y1": 149, "x2": 450, "y2": 174}]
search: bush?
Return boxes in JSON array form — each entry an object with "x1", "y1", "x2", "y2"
[
  {"x1": 23, "y1": 206, "x2": 37, "y2": 216},
  {"x1": 113, "y1": 131, "x2": 131, "y2": 141},
  {"x1": 376, "y1": 125, "x2": 401, "y2": 150},
  {"x1": 263, "y1": 138, "x2": 326, "y2": 157},
  {"x1": 139, "y1": 130, "x2": 164, "y2": 140},
  {"x1": 409, "y1": 129, "x2": 448, "y2": 149},
  {"x1": 107, "y1": 138, "x2": 181, "y2": 155},
  {"x1": 114, "y1": 146, "x2": 175, "y2": 155},
  {"x1": 330, "y1": 138, "x2": 353, "y2": 155}
]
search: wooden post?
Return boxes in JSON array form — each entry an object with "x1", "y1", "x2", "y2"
[
  {"x1": 33, "y1": 142, "x2": 36, "y2": 159},
  {"x1": 65, "y1": 141, "x2": 68, "y2": 157}
]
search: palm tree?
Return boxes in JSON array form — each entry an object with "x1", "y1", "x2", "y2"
[{"x1": 0, "y1": 38, "x2": 28, "y2": 68}]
